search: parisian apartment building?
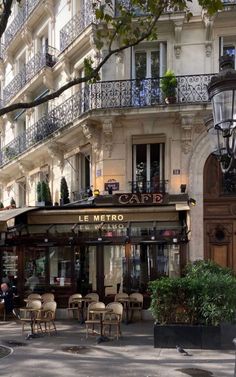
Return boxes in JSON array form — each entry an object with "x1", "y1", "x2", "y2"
[{"x1": 0, "y1": 0, "x2": 235, "y2": 306}]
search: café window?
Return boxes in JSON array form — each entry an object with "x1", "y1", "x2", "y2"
[
  {"x1": 122, "y1": 243, "x2": 180, "y2": 294},
  {"x1": 49, "y1": 246, "x2": 72, "y2": 287},
  {"x1": 132, "y1": 136, "x2": 165, "y2": 193}
]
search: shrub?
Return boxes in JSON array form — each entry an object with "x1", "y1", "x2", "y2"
[
  {"x1": 149, "y1": 260, "x2": 236, "y2": 326},
  {"x1": 36, "y1": 181, "x2": 52, "y2": 205},
  {"x1": 60, "y1": 177, "x2": 70, "y2": 204},
  {"x1": 160, "y1": 69, "x2": 177, "y2": 99}
]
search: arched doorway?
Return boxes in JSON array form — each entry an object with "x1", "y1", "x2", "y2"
[{"x1": 204, "y1": 155, "x2": 236, "y2": 270}]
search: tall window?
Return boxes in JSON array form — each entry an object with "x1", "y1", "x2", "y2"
[
  {"x1": 132, "y1": 43, "x2": 167, "y2": 106},
  {"x1": 132, "y1": 142, "x2": 165, "y2": 192},
  {"x1": 219, "y1": 36, "x2": 236, "y2": 68}
]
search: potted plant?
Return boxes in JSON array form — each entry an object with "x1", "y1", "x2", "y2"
[
  {"x1": 36, "y1": 181, "x2": 52, "y2": 206},
  {"x1": 149, "y1": 260, "x2": 236, "y2": 349},
  {"x1": 60, "y1": 177, "x2": 70, "y2": 205},
  {"x1": 160, "y1": 69, "x2": 177, "y2": 104},
  {"x1": 10, "y1": 197, "x2": 16, "y2": 208}
]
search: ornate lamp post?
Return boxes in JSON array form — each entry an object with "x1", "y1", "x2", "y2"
[{"x1": 207, "y1": 55, "x2": 236, "y2": 172}]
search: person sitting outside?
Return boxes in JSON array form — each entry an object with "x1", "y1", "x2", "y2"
[{"x1": 0, "y1": 283, "x2": 14, "y2": 317}]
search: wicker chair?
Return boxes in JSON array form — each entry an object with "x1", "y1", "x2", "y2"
[
  {"x1": 85, "y1": 301, "x2": 105, "y2": 338},
  {"x1": 35, "y1": 301, "x2": 57, "y2": 334},
  {"x1": 41, "y1": 293, "x2": 55, "y2": 303},
  {"x1": 67, "y1": 293, "x2": 82, "y2": 319},
  {"x1": 103, "y1": 302, "x2": 123, "y2": 340},
  {"x1": 129, "y1": 293, "x2": 143, "y2": 321},
  {"x1": 19, "y1": 299, "x2": 42, "y2": 334}
]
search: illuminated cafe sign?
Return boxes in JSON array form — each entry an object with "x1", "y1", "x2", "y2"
[{"x1": 114, "y1": 193, "x2": 164, "y2": 205}]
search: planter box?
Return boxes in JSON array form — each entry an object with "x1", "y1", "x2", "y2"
[{"x1": 154, "y1": 323, "x2": 227, "y2": 349}]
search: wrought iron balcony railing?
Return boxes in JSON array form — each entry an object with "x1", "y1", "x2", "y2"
[
  {"x1": 222, "y1": 0, "x2": 236, "y2": 5},
  {"x1": 0, "y1": 73, "x2": 214, "y2": 167},
  {"x1": 115, "y1": 0, "x2": 180, "y2": 16},
  {"x1": 0, "y1": 115, "x2": 60, "y2": 166},
  {"x1": 60, "y1": 3, "x2": 97, "y2": 51},
  {"x1": 3, "y1": 49, "x2": 58, "y2": 103},
  {"x1": 0, "y1": 43, "x2": 5, "y2": 60},
  {"x1": 129, "y1": 180, "x2": 168, "y2": 194},
  {"x1": 4, "y1": 0, "x2": 41, "y2": 46}
]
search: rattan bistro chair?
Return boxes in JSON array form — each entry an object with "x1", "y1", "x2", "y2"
[
  {"x1": 27, "y1": 293, "x2": 42, "y2": 301},
  {"x1": 129, "y1": 293, "x2": 143, "y2": 321},
  {"x1": 41, "y1": 293, "x2": 55, "y2": 303},
  {"x1": 35, "y1": 301, "x2": 57, "y2": 334},
  {"x1": 67, "y1": 293, "x2": 82, "y2": 319},
  {"x1": 19, "y1": 299, "x2": 42, "y2": 334},
  {"x1": 103, "y1": 302, "x2": 123, "y2": 340},
  {"x1": 85, "y1": 301, "x2": 105, "y2": 338}
]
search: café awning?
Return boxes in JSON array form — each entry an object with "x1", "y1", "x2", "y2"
[{"x1": 0, "y1": 207, "x2": 37, "y2": 232}]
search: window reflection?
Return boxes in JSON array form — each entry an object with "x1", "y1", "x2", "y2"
[{"x1": 49, "y1": 246, "x2": 72, "y2": 286}]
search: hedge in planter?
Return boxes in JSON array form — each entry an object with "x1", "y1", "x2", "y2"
[
  {"x1": 60, "y1": 177, "x2": 70, "y2": 205},
  {"x1": 149, "y1": 260, "x2": 236, "y2": 348}
]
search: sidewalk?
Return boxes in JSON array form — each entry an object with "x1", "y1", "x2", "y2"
[{"x1": 0, "y1": 319, "x2": 235, "y2": 377}]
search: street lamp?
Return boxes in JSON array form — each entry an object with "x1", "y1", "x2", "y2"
[{"x1": 207, "y1": 55, "x2": 236, "y2": 172}]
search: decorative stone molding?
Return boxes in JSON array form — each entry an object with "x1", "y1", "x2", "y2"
[
  {"x1": 173, "y1": 20, "x2": 183, "y2": 59},
  {"x1": 203, "y1": 14, "x2": 214, "y2": 57},
  {"x1": 21, "y1": 27, "x2": 33, "y2": 50},
  {"x1": 0, "y1": 59, "x2": 4, "y2": 79},
  {"x1": 67, "y1": 0, "x2": 71, "y2": 10},
  {"x1": 18, "y1": 161, "x2": 34, "y2": 176},
  {"x1": 103, "y1": 118, "x2": 113, "y2": 158},
  {"x1": 81, "y1": 121, "x2": 100, "y2": 157},
  {"x1": 0, "y1": 117, "x2": 5, "y2": 136},
  {"x1": 116, "y1": 51, "x2": 124, "y2": 64},
  {"x1": 43, "y1": 70, "x2": 54, "y2": 91},
  {"x1": 62, "y1": 57, "x2": 71, "y2": 81},
  {"x1": 205, "y1": 42, "x2": 212, "y2": 58},
  {"x1": 0, "y1": 172, "x2": 10, "y2": 185},
  {"x1": 3, "y1": 113, "x2": 14, "y2": 129},
  {"x1": 45, "y1": 0, "x2": 55, "y2": 23},
  {"x1": 47, "y1": 142, "x2": 65, "y2": 170},
  {"x1": 5, "y1": 51, "x2": 13, "y2": 68},
  {"x1": 180, "y1": 113, "x2": 195, "y2": 154}
]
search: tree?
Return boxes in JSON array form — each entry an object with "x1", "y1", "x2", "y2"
[{"x1": 0, "y1": 0, "x2": 222, "y2": 117}]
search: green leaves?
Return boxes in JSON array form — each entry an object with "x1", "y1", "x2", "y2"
[{"x1": 149, "y1": 260, "x2": 236, "y2": 326}]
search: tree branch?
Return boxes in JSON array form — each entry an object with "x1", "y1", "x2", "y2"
[{"x1": 0, "y1": 1, "x2": 168, "y2": 117}]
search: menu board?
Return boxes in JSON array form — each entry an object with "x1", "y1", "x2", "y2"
[{"x1": 2, "y1": 251, "x2": 18, "y2": 277}]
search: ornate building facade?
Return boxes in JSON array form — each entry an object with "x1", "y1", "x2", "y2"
[{"x1": 0, "y1": 0, "x2": 235, "y2": 305}]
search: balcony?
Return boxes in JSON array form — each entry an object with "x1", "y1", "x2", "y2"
[
  {"x1": 0, "y1": 73, "x2": 214, "y2": 168},
  {"x1": 4, "y1": 0, "x2": 41, "y2": 46},
  {"x1": 3, "y1": 48, "x2": 58, "y2": 104},
  {"x1": 0, "y1": 43, "x2": 5, "y2": 60},
  {"x1": 60, "y1": 3, "x2": 96, "y2": 51},
  {"x1": 222, "y1": 0, "x2": 236, "y2": 5},
  {"x1": 129, "y1": 180, "x2": 168, "y2": 194},
  {"x1": 115, "y1": 0, "x2": 180, "y2": 16}
]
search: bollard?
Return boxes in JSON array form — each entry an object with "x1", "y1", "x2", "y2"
[{"x1": 232, "y1": 338, "x2": 236, "y2": 377}]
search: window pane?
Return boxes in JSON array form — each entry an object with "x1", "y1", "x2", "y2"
[
  {"x1": 135, "y1": 52, "x2": 146, "y2": 79},
  {"x1": 151, "y1": 51, "x2": 160, "y2": 78},
  {"x1": 24, "y1": 248, "x2": 46, "y2": 294},
  {"x1": 2, "y1": 248, "x2": 18, "y2": 293},
  {"x1": 49, "y1": 246, "x2": 72, "y2": 287},
  {"x1": 104, "y1": 245, "x2": 125, "y2": 295},
  {"x1": 135, "y1": 144, "x2": 147, "y2": 181},
  {"x1": 123, "y1": 244, "x2": 180, "y2": 294}
]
